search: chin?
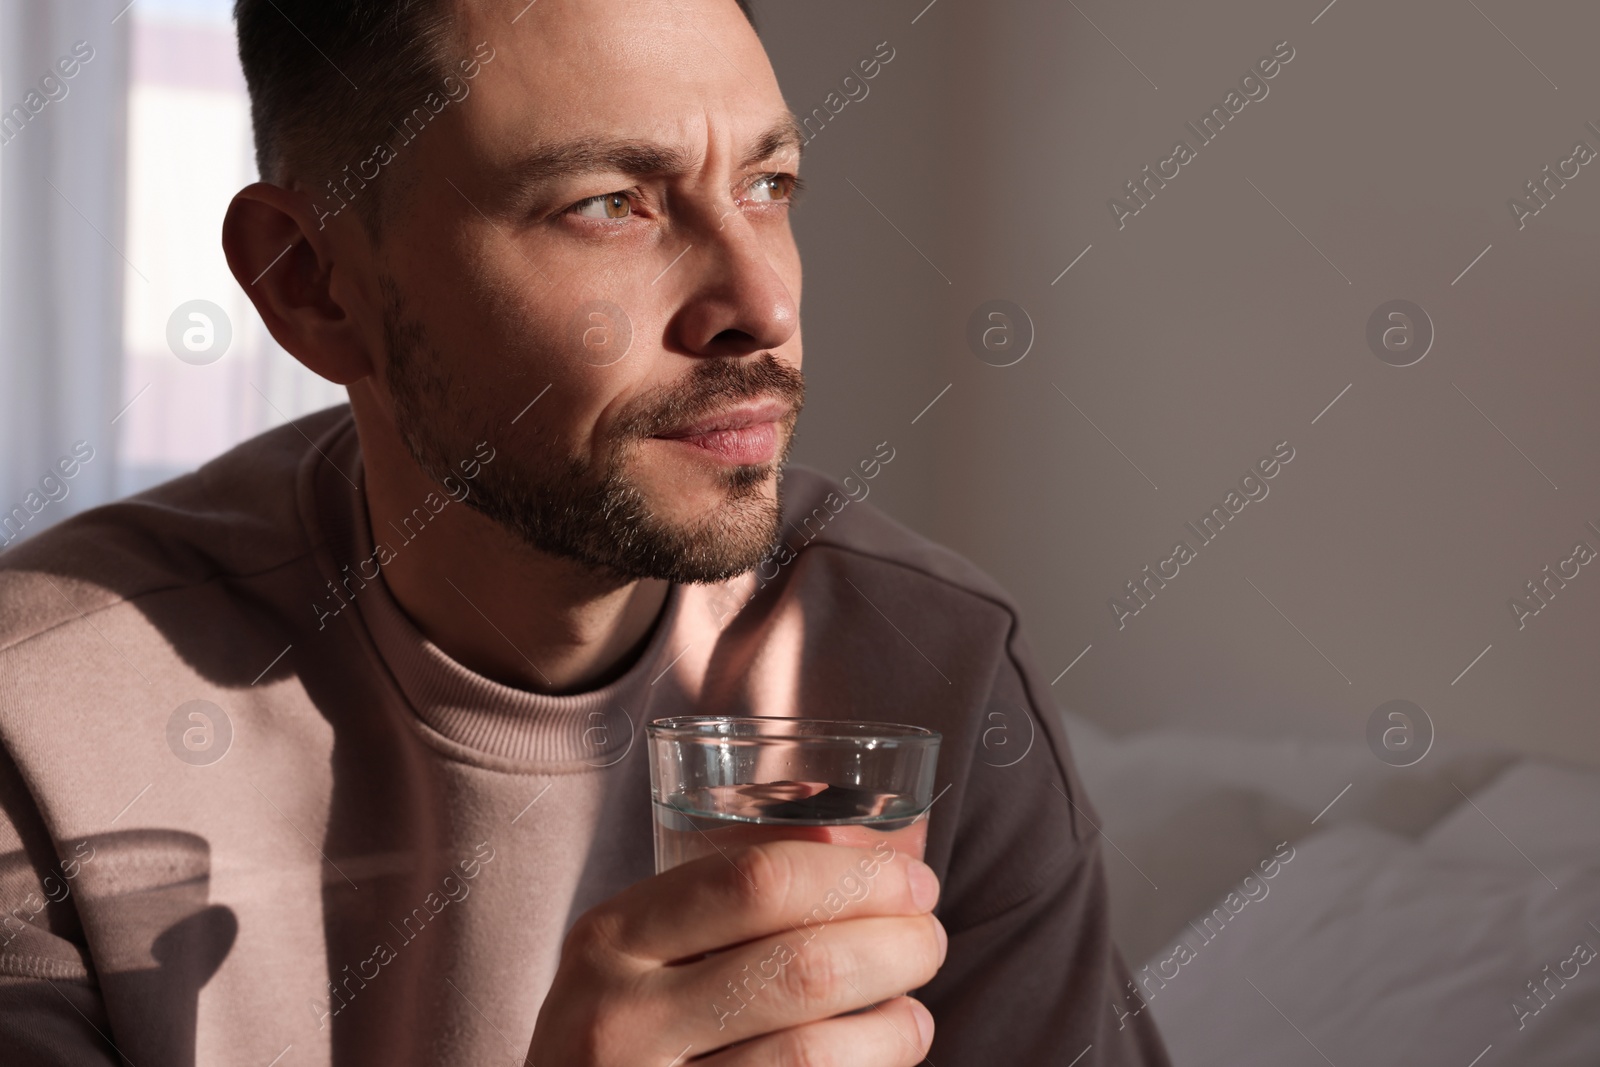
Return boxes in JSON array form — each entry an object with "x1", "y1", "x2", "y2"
[
  {"x1": 638, "y1": 453, "x2": 780, "y2": 526},
  {"x1": 603, "y1": 458, "x2": 783, "y2": 584}
]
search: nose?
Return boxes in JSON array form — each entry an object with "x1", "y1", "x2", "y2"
[{"x1": 667, "y1": 211, "x2": 798, "y2": 359}]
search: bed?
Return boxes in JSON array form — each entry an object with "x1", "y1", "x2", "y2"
[{"x1": 1060, "y1": 711, "x2": 1600, "y2": 1066}]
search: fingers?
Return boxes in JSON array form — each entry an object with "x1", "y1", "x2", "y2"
[
  {"x1": 673, "y1": 913, "x2": 947, "y2": 1048},
  {"x1": 591, "y1": 839, "x2": 940, "y2": 964},
  {"x1": 691, "y1": 996, "x2": 935, "y2": 1067},
  {"x1": 543, "y1": 842, "x2": 946, "y2": 1066}
]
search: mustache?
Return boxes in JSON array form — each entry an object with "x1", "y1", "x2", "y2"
[{"x1": 617, "y1": 353, "x2": 805, "y2": 440}]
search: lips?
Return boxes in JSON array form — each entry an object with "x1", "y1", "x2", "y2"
[
  {"x1": 653, "y1": 399, "x2": 792, "y2": 439},
  {"x1": 652, "y1": 399, "x2": 792, "y2": 465}
]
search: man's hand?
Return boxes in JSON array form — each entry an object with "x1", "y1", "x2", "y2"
[{"x1": 526, "y1": 839, "x2": 946, "y2": 1065}]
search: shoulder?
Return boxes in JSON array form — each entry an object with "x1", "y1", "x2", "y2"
[
  {"x1": 770, "y1": 463, "x2": 1101, "y2": 852},
  {"x1": 0, "y1": 404, "x2": 350, "y2": 657}
]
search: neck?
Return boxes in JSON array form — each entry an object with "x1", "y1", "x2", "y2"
[{"x1": 349, "y1": 395, "x2": 670, "y2": 695}]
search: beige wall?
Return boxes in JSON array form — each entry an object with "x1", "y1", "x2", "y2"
[{"x1": 760, "y1": 0, "x2": 1600, "y2": 766}]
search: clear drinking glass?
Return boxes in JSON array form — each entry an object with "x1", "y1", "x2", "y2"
[{"x1": 646, "y1": 716, "x2": 941, "y2": 873}]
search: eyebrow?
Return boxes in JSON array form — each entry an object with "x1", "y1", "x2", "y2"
[{"x1": 500, "y1": 112, "x2": 806, "y2": 190}]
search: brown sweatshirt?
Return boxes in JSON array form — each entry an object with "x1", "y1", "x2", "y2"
[{"x1": 0, "y1": 404, "x2": 1170, "y2": 1066}]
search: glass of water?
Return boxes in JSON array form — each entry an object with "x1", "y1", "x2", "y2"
[{"x1": 646, "y1": 716, "x2": 941, "y2": 873}]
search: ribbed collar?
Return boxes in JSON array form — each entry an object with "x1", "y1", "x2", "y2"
[{"x1": 298, "y1": 410, "x2": 686, "y2": 771}]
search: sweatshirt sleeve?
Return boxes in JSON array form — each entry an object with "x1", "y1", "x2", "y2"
[
  {"x1": 0, "y1": 977, "x2": 121, "y2": 1065},
  {"x1": 0, "y1": 745, "x2": 120, "y2": 1064},
  {"x1": 913, "y1": 623, "x2": 1173, "y2": 1066}
]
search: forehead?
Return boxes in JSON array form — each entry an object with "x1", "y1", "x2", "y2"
[{"x1": 448, "y1": 0, "x2": 788, "y2": 159}]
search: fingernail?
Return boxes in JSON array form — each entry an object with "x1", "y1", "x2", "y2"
[
  {"x1": 908, "y1": 860, "x2": 940, "y2": 911},
  {"x1": 911, "y1": 998, "x2": 935, "y2": 1046},
  {"x1": 933, "y1": 916, "x2": 947, "y2": 960}
]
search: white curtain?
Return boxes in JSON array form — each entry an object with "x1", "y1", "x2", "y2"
[
  {"x1": 0, "y1": 0, "x2": 130, "y2": 537},
  {"x1": 113, "y1": 0, "x2": 346, "y2": 502}
]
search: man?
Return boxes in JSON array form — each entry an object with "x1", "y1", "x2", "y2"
[{"x1": 0, "y1": 0, "x2": 1171, "y2": 1063}]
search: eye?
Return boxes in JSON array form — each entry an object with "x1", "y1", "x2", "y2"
[
  {"x1": 744, "y1": 172, "x2": 805, "y2": 205},
  {"x1": 571, "y1": 192, "x2": 634, "y2": 219}
]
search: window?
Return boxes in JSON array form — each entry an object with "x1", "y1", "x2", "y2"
[{"x1": 117, "y1": 0, "x2": 344, "y2": 496}]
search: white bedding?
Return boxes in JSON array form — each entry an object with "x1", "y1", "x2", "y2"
[
  {"x1": 1058, "y1": 711, "x2": 1516, "y2": 963},
  {"x1": 1060, "y1": 713, "x2": 1600, "y2": 1066},
  {"x1": 1144, "y1": 821, "x2": 1600, "y2": 1065}
]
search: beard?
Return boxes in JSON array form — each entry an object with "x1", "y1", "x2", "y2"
[{"x1": 379, "y1": 274, "x2": 805, "y2": 585}]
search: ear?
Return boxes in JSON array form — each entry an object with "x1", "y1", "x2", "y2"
[{"x1": 221, "y1": 182, "x2": 376, "y2": 385}]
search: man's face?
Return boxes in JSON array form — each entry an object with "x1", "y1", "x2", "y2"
[{"x1": 370, "y1": 0, "x2": 804, "y2": 584}]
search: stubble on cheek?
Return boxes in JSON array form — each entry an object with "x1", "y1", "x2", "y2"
[{"x1": 379, "y1": 249, "x2": 805, "y2": 582}]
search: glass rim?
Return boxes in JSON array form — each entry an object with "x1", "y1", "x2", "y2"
[{"x1": 646, "y1": 715, "x2": 940, "y2": 745}]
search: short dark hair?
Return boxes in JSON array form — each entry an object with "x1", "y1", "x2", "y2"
[{"x1": 234, "y1": 0, "x2": 757, "y2": 234}]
